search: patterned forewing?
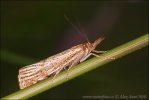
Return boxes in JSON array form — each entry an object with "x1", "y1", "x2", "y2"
[
  {"x1": 43, "y1": 44, "x2": 86, "y2": 75},
  {"x1": 18, "y1": 44, "x2": 86, "y2": 89}
]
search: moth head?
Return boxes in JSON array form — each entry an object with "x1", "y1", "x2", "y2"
[
  {"x1": 84, "y1": 36, "x2": 105, "y2": 52},
  {"x1": 91, "y1": 36, "x2": 105, "y2": 51}
]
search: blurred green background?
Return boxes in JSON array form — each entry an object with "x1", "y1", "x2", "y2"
[{"x1": 0, "y1": 1, "x2": 148, "y2": 99}]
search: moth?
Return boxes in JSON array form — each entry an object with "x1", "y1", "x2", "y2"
[{"x1": 18, "y1": 36, "x2": 106, "y2": 89}]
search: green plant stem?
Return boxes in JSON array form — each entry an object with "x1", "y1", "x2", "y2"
[{"x1": 2, "y1": 34, "x2": 149, "y2": 99}]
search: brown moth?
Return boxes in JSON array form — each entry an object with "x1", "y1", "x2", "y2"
[{"x1": 18, "y1": 36, "x2": 106, "y2": 89}]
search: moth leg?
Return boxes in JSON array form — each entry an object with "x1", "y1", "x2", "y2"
[
  {"x1": 53, "y1": 71, "x2": 59, "y2": 79},
  {"x1": 80, "y1": 53, "x2": 92, "y2": 62},
  {"x1": 91, "y1": 53, "x2": 115, "y2": 60},
  {"x1": 90, "y1": 53, "x2": 102, "y2": 58},
  {"x1": 51, "y1": 68, "x2": 63, "y2": 82},
  {"x1": 92, "y1": 50, "x2": 115, "y2": 59},
  {"x1": 68, "y1": 59, "x2": 79, "y2": 71},
  {"x1": 92, "y1": 50, "x2": 107, "y2": 53},
  {"x1": 51, "y1": 72, "x2": 58, "y2": 82},
  {"x1": 66, "y1": 59, "x2": 80, "y2": 80}
]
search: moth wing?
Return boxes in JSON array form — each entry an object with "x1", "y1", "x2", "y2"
[{"x1": 18, "y1": 62, "x2": 46, "y2": 89}]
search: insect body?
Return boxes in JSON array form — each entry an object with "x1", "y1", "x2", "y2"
[{"x1": 18, "y1": 36, "x2": 105, "y2": 89}]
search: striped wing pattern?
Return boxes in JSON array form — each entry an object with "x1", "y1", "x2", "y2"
[{"x1": 18, "y1": 44, "x2": 86, "y2": 89}]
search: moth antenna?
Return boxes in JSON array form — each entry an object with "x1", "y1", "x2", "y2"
[
  {"x1": 64, "y1": 15, "x2": 90, "y2": 43},
  {"x1": 75, "y1": 18, "x2": 90, "y2": 43}
]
